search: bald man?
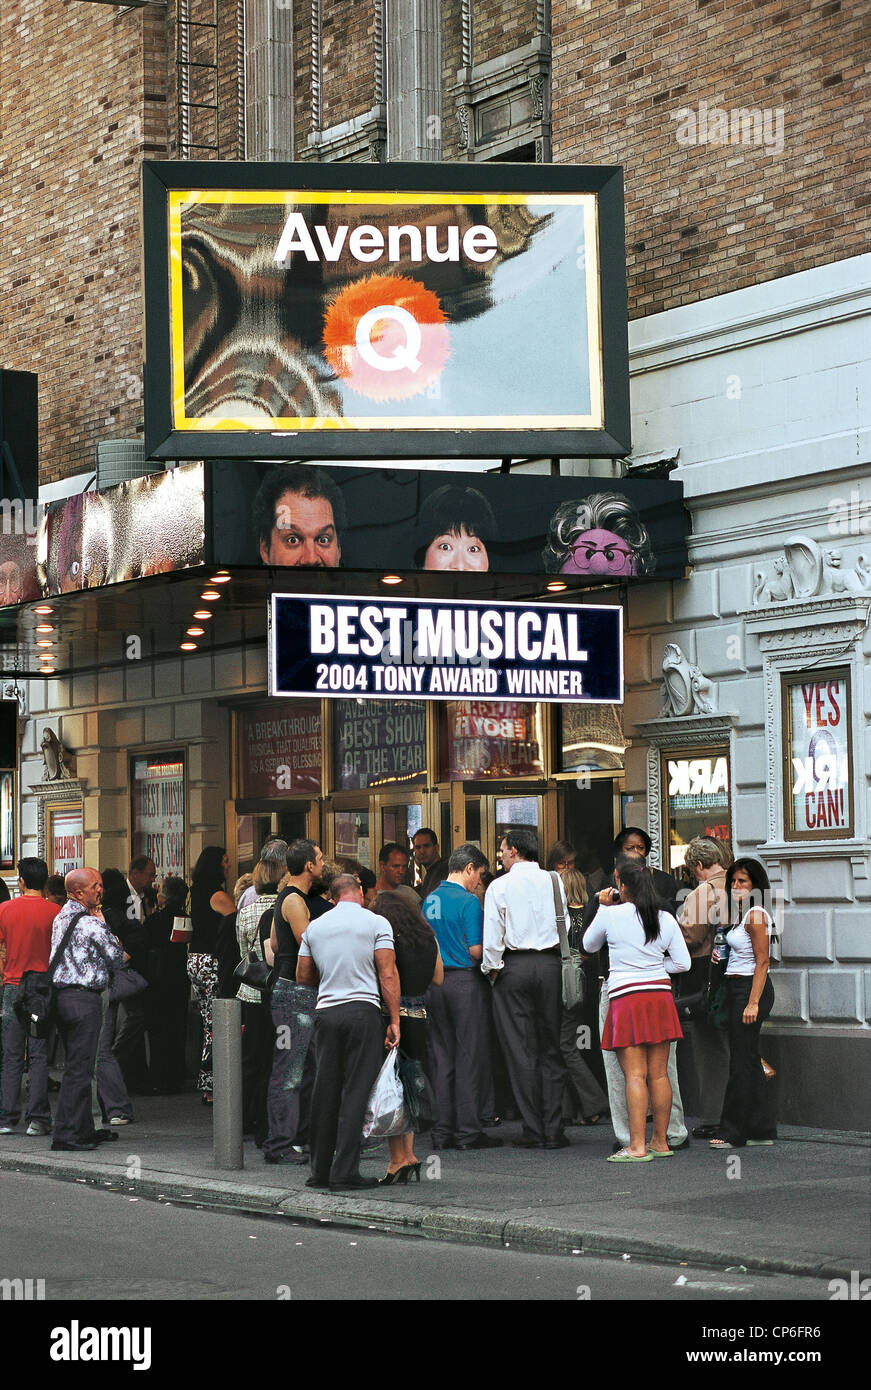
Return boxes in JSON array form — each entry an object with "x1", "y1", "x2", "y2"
[{"x1": 49, "y1": 869, "x2": 126, "y2": 1152}]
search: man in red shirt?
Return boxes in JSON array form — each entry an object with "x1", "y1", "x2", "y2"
[{"x1": 0, "y1": 858, "x2": 60, "y2": 1135}]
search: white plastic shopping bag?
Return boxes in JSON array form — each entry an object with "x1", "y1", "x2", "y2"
[{"x1": 361, "y1": 1048, "x2": 409, "y2": 1139}]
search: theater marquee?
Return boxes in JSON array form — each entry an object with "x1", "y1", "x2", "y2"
[
  {"x1": 269, "y1": 595, "x2": 623, "y2": 705},
  {"x1": 143, "y1": 161, "x2": 630, "y2": 459}
]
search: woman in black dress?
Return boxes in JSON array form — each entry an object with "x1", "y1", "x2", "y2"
[
  {"x1": 374, "y1": 889, "x2": 443, "y2": 1184},
  {"x1": 143, "y1": 875, "x2": 191, "y2": 1094},
  {"x1": 188, "y1": 846, "x2": 235, "y2": 1104}
]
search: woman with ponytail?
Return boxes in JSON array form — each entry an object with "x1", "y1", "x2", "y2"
[{"x1": 583, "y1": 856, "x2": 690, "y2": 1161}]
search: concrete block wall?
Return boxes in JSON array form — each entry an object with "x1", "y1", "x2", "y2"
[{"x1": 623, "y1": 254, "x2": 871, "y2": 1065}]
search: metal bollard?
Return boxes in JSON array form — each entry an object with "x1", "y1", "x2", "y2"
[{"x1": 212, "y1": 997, "x2": 243, "y2": 1170}]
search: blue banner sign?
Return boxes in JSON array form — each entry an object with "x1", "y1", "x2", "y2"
[{"x1": 270, "y1": 595, "x2": 623, "y2": 704}]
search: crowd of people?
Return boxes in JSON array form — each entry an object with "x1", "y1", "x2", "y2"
[{"x1": 0, "y1": 824, "x2": 778, "y2": 1177}]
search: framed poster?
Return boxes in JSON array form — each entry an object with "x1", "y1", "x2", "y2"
[
  {"x1": 47, "y1": 802, "x2": 84, "y2": 877},
  {"x1": 130, "y1": 753, "x2": 186, "y2": 876},
  {"x1": 661, "y1": 748, "x2": 732, "y2": 873},
  {"x1": 143, "y1": 160, "x2": 630, "y2": 459},
  {"x1": 0, "y1": 770, "x2": 15, "y2": 870},
  {"x1": 782, "y1": 670, "x2": 853, "y2": 840}
]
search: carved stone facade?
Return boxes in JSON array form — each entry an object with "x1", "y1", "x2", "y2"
[{"x1": 449, "y1": 36, "x2": 551, "y2": 163}]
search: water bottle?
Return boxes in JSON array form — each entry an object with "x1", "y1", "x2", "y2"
[{"x1": 711, "y1": 926, "x2": 728, "y2": 966}]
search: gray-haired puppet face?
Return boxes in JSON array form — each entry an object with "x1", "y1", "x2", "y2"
[{"x1": 542, "y1": 493, "x2": 655, "y2": 577}]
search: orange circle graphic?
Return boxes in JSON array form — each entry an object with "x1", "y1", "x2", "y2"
[{"x1": 323, "y1": 273, "x2": 451, "y2": 402}]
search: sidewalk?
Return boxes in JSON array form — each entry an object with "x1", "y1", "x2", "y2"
[{"x1": 2, "y1": 1093, "x2": 868, "y2": 1279}]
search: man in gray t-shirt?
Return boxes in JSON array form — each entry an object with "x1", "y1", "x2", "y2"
[{"x1": 297, "y1": 875, "x2": 400, "y2": 1190}]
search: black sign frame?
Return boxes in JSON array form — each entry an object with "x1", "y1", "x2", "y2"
[{"x1": 143, "y1": 160, "x2": 630, "y2": 460}]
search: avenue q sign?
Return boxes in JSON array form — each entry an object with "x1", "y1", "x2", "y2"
[
  {"x1": 269, "y1": 595, "x2": 623, "y2": 704},
  {"x1": 143, "y1": 160, "x2": 630, "y2": 459}
]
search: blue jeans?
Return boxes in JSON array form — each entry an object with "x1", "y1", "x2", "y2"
[
  {"x1": 262, "y1": 980, "x2": 316, "y2": 1160},
  {"x1": 1, "y1": 982, "x2": 51, "y2": 1125}
]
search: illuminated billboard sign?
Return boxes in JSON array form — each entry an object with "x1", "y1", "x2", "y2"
[
  {"x1": 269, "y1": 594, "x2": 623, "y2": 704},
  {"x1": 143, "y1": 161, "x2": 630, "y2": 459}
]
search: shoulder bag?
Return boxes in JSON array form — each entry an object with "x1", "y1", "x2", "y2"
[
  {"x1": 550, "y1": 871, "x2": 586, "y2": 1010},
  {"x1": 14, "y1": 909, "x2": 86, "y2": 1039}
]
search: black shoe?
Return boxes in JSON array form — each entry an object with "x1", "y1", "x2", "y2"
[
  {"x1": 512, "y1": 1134, "x2": 544, "y2": 1148},
  {"x1": 481, "y1": 1115, "x2": 502, "y2": 1127},
  {"x1": 93, "y1": 1130, "x2": 119, "y2": 1143},
  {"x1": 305, "y1": 1176, "x2": 330, "y2": 1189},
  {"x1": 692, "y1": 1125, "x2": 718, "y2": 1139},
  {"x1": 264, "y1": 1151, "x2": 308, "y2": 1165},
  {"x1": 51, "y1": 1139, "x2": 98, "y2": 1152},
  {"x1": 431, "y1": 1137, "x2": 456, "y2": 1150},
  {"x1": 670, "y1": 1137, "x2": 691, "y2": 1151},
  {"x1": 456, "y1": 1134, "x2": 504, "y2": 1150},
  {"x1": 544, "y1": 1133, "x2": 570, "y2": 1149},
  {"x1": 329, "y1": 1176, "x2": 381, "y2": 1190}
]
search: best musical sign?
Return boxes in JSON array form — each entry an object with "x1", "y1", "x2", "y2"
[{"x1": 270, "y1": 595, "x2": 623, "y2": 704}]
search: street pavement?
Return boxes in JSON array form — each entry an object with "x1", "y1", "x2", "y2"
[
  {"x1": 0, "y1": 1093, "x2": 868, "y2": 1281},
  {"x1": 0, "y1": 1169, "x2": 838, "y2": 1302}
]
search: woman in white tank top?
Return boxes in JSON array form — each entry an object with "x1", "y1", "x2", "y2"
[{"x1": 709, "y1": 858, "x2": 777, "y2": 1150}]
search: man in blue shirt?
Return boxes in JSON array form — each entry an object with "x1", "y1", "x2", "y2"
[{"x1": 423, "y1": 844, "x2": 502, "y2": 1151}]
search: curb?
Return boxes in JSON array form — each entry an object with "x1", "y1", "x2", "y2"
[{"x1": 2, "y1": 1151, "x2": 865, "y2": 1283}]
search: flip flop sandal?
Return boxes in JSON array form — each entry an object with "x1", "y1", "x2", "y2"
[
  {"x1": 709, "y1": 1138, "x2": 733, "y2": 1149},
  {"x1": 647, "y1": 1146, "x2": 674, "y2": 1157},
  {"x1": 607, "y1": 1147, "x2": 654, "y2": 1162}
]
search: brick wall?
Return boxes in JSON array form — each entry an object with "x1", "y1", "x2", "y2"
[
  {"x1": 294, "y1": 0, "x2": 313, "y2": 155},
  {"x1": 321, "y1": 0, "x2": 376, "y2": 130},
  {"x1": 552, "y1": 0, "x2": 870, "y2": 317},
  {"x1": 441, "y1": 0, "x2": 466, "y2": 160},
  {"x1": 473, "y1": 0, "x2": 536, "y2": 68},
  {"x1": 0, "y1": 0, "x2": 168, "y2": 485}
]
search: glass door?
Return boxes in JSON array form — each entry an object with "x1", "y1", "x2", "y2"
[
  {"x1": 232, "y1": 801, "x2": 315, "y2": 878},
  {"x1": 332, "y1": 804, "x2": 372, "y2": 871}
]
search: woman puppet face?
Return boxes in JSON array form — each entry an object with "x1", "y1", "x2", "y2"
[
  {"x1": 423, "y1": 527, "x2": 489, "y2": 571},
  {"x1": 560, "y1": 527, "x2": 638, "y2": 577}
]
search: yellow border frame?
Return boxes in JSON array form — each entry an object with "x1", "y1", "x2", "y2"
[{"x1": 168, "y1": 189, "x2": 604, "y2": 433}]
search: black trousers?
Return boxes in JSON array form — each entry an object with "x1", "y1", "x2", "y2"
[
  {"x1": 427, "y1": 969, "x2": 490, "y2": 1144},
  {"x1": 113, "y1": 995, "x2": 149, "y2": 1091},
  {"x1": 54, "y1": 988, "x2": 103, "y2": 1145},
  {"x1": 309, "y1": 1002, "x2": 384, "y2": 1185},
  {"x1": 241, "y1": 1001, "x2": 274, "y2": 1144},
  {"x1": 491, "y1": 950, "x2": 566, "y2": 1141},
  {"x1": 719, "y1": 976, "x2": 776, "y2": 1144}
]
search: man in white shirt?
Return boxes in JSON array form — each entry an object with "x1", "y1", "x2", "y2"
[
  {"x1": 482, "y1": 829, "x2": 569, "y2": 1149},
  {"x1": 297, "y1": 875, "x2": 400, "y2": 1190}
]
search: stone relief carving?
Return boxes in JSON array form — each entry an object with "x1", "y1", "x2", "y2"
[
  {"x1": 659, "y1": 643, "x2": 716, "y2": 717},
  {"x1": 40, "y1": 728, "x2": 73, "y2": 782},
  {"x1": 752, "y1": 535, "x2": 871, "y2": 606},
  {"x1": 456, "y1": 102, "x2": 471, "y2": 150}
]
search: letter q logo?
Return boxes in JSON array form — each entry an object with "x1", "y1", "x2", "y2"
[{"x1": 323, "y1": 273, "x2": 450, "y2": 402}]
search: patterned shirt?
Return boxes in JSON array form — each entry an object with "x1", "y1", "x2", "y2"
[{"x1": 50, "y1": 898, "x2": 125, "y2": 990}]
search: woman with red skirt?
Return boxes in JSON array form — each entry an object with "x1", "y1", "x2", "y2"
[{"x1": 583, "y1": 856, "x2": 691, "y2": 1162}]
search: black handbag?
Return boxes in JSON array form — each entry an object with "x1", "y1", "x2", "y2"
[
  {"x1": 673, "y1": 954, "x2": 713, "y2": 1021},
  {"x1": 109, "y1": 964, "x2": 149, "y2": 1002},
  {"x1": 14, "y1": 910, "x2": 86, "y2": 1039},
  {"x1": 233, "y1": 952, "x2": 276, "y2": 994}
]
